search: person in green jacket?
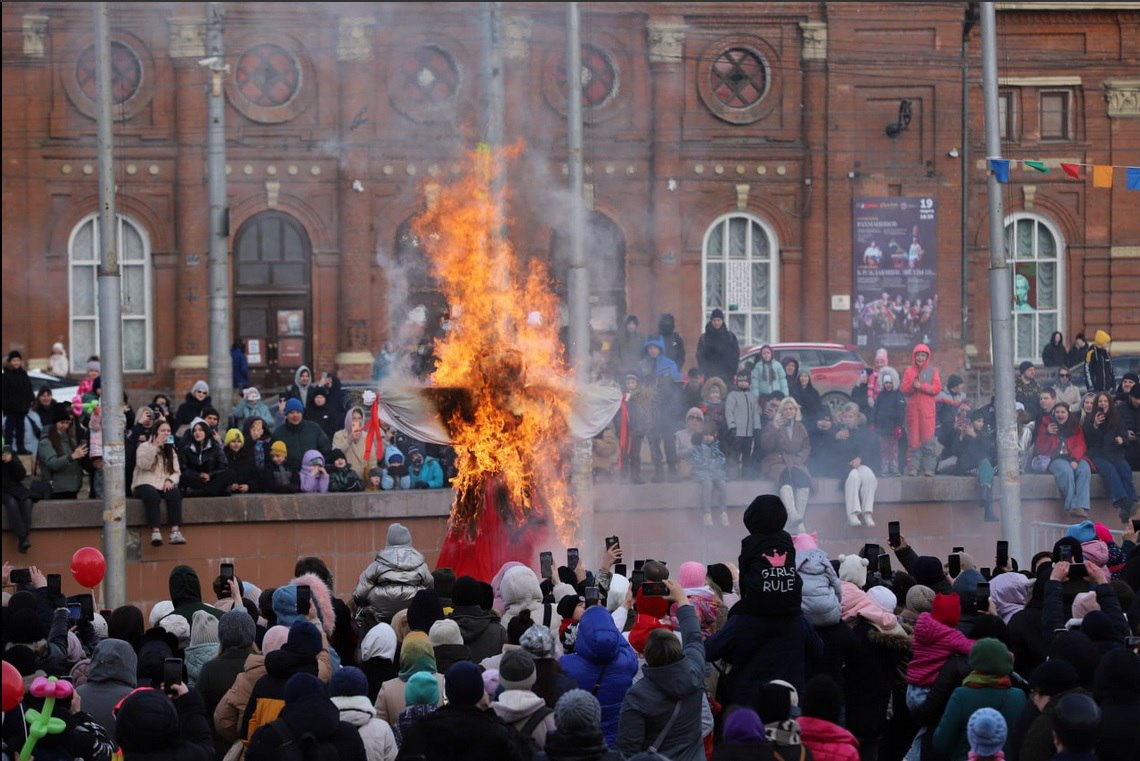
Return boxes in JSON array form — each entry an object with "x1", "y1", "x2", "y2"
[
  {"x1": 932, "y1": 638, "x2": 1027, "y2": 761},
  {"x1": 271, "y1": 397, "x2": 330, "y2": 471},
  {"x1": 36, "y1": 401, "x2": 87, "y2": 498}
]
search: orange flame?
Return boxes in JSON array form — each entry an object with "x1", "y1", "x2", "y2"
[{"x1": 413, "y1": 145, "x2": 576, "y2": 544}]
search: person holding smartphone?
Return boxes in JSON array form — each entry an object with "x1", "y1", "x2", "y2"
[
  {"x1": 1033, "y1": 403, "x2": 1093, "y2": 520},
  {"x1": 1082, "y1": 391, "x2": 1138, "y2": 524},
  {"x1": 36, "y1": 401, "x2": 87, "y2": 499},
  {"x1": 2, "y1": 442, "x2": 36, "y2": 552},
  {"x1": 132, "y1": 420, "x2": 186, "y2": 546}
]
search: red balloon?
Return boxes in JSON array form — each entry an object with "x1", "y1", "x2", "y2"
[
  {"x1": 2, "y1": 660, "x2": 23, "y2": 712},
  {"x1": 70, "y1": 546, "x2": 106, "y2": 589}
]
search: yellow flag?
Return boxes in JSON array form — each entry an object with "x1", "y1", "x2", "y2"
[{"x1": 1092, "y1": 165, "x2": 1114, "y2": 188}]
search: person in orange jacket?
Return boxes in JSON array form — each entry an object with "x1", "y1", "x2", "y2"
[{"x1": 901, "y1": 343, "x2": 942, "y2": 476}]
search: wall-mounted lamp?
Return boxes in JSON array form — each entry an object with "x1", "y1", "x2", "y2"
[
  {"x1": 947, "y1": 148, "x2": 960, "y2": 158},
  {"x1": 885, "y1": 99, "x2": 912, "y2": 138}
]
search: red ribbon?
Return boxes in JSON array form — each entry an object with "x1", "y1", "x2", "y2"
[
  {"x1": 363, "y1": 393, "x2": 382, "y2": 463},
  {"x1": 617, "y1": 396, "x2": 631, "y2": 470}
]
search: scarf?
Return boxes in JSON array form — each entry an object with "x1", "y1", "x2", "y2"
[
  {"x1": 765, "y1": 719, "x2": 802, "y2": 746},
  {"x1": 962, "y1": 672, "x2": 1011, "y2": 690}
]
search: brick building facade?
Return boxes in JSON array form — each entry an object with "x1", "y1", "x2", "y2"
[{"x1": 2, "y1": 2, "x2": 1137, "y2": 393}]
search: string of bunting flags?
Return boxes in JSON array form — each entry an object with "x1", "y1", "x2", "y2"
[{"x1": 987, "y1": 157, "x2": 1140, "y2": 189}]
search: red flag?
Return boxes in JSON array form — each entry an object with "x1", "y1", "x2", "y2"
[{"x1": 1061, "y1": 163, "x2": 1081, "y2": 179}]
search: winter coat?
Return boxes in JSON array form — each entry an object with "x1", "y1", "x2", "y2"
[
  {"x1": 271, "y1": 418, "x2": 330, "y2": 471},
  {"x1": 806, "y1": 622, "x2": 860, "y2": 698},
  {"x1": 492, "y1": 689, "x2": 557, "y2": 749},
  {"x1": 115, "y1": 689, "x2": 214, "y2": 761},
  {"x1": 353, "y1": 545, "x2": 433, "y2": 624},
  {"x1": 1034, "y1": 419, "x2": 1089, "y2": 464},
  {"x1": 332, "y1": 694, "x2": 399, "y2": 761},
  {"x1": 725, "y1": 388, "x2": 761, "y2": 438},
  {"x1": 184, "y1": 642, "x2": 219, "y2": 688},
  {"x1": 872, "y1": 386, "x2": 906, "y2": 434},
  {"x1": 75, "y1": 637, "x2": 137, "y2": 737},
  {"x1": 133, "y1": 439, "x2": 181, "y2": 492},
  {"x1": 332, "y1": 406, "x2": 370, "y2": 479},
  {"x1": 1042, "y1": 337, "x2": 1068, "y2": 368},
  {"x1": 906, "y1": 612, "x2": 973, "y2": 686},
  {"x1": 948, "y1": 427, "x2": 997, "y2": 475},
  {"x1": 560, "y1": 606, "x2": 639, "y2": 747},
  {"x1": 174, "y1": 391, "x2": 212, "y2": 431},
  {"x1": 450, "y1": 605, "x2": 507, "y2": 663},
  {"x1": 305, "y1": 396, "x2": 342, "y2": 440},
  {"x1": 843, "y1": 621, "x2": 910, "y2": 745},
  {"x1": 616, "y1": 605, "x2": 707, "y2": 761},
  {"x1": 751, "y1": 355, "x2": 789, "y2": 398},
  {"x1": 246, "y1": 693, "x2": 367, "y2": 761},
  {"x1": 2, "y1": 365, "x2": 33, "y2": 414},
  {"x1": 656, "y1": 313, "x2": 686, "y2": 370},
  {"x1": 260, "y1": 458, "x2": 299, "y2": 493},
  {"x1": 330, "y1": 463, "x2": 366, "y2": 492},
  {"x1": 640, "y1": 336, "x2": 682, "y2": 382},
  {"x1": 229, "y1": 399, "x2": 273, "y2": 431},
  {"x1": 240, "y1": 646, "x2": 320, "y2": 742},
  {"x1": 792, "y1": 380, "x2": 824, "y2": 427},
  {"x1": 1083, "y1": 415, "x2": 1129, "y2": 463},
  {"x1": 901, "y1": 344, "x2": 941, "y2": 447},
  {"x1": 759, "y1": 418, "x2": 811, "y2": 481},
  {"x1": 299, "y1": 449, "x2": 330, "y2": 493},
  {"x1": 697, "y1": 321, "x2": 741, "y2": 385},
  {"x1": 932, "y1": 682, "x2": 1026, "y2": 761},
  {"x1": 213, "y1": 652, "x2": 266, "y2": 743},
  {"x1": 166, "y1": 565, "x2": 225, "y2": 624},
  {"x1": 612, "y1": 323, "x2": 647, "y2": 380},
  {"x1": 409, "y1": 455, "x2": 445, "y2": 488},
  {"x1": 1084, "y1": 339, "x2": 1114, "y2": 392},
  {"x1": 838, "y1": 581, "x2": 897, "y2": 632},
  {"x1": 375, "y1": 673, "x2": 446, "y2": 725},
  {"x1": 705, "y1": 609, "x2": 821, "y2": 703},
  {"x1": 691, "y1": 440, "x2": 727, "y2": 481},
  {"x1": 396, "y1": 703, "x2": 525, "y2": 761},
  {"x1": 178, "y1": 429, "x2": 227, "y2": 491},
  {"x1": 499, "y1": 566, "x2": 564, "y2": 643},
  {"x1": 797, "y1": 548, "x2": 842, "y2": 627},
  {"x1": 284, "y1": 365, "x2": 314, "y2": 407},
  {"x1": 1092, "y1": 649, "x2": 1140, "y2": 761},
  {"x1": 37, "y1": 431, "x2": 86, "y2": 494},
  {"x1": 197, "y1": 644, "x2": 253, "y2": 756},
  {"x1": 798, "y1": 716, "x2": 860, "y2": 761},
  {"x1": 222, "y1": 446, "x2": 261, "y2": 492},
  {"x1": 1, "y1": 453, "x2": 32, "y2": 499},
  {"x1": 231, "y1": 345, "x2": 250, "y2": 389}
]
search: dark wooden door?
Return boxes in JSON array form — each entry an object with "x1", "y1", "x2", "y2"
[{"x1": 233, "y1": 211, "x2": 312, "y2": 392}]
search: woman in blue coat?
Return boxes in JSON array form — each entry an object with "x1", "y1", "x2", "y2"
[{"x1": 558, "y1": 604, "x2": 639, "y2": 747}]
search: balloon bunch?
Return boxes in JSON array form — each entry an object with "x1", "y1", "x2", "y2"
[{"x1": 19, "y1": 676, "x2": 72, "y2": 761}]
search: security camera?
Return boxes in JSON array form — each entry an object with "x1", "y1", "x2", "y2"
[{"x1": 198, "y1": 56, "x2": 220, "y2": 68}]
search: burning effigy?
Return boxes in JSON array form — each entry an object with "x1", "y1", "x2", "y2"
[{"x1": 378, "y1": 146, "x2": 621, "y2": 580}]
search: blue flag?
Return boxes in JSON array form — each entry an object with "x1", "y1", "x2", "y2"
[
  {"x1": 988, "y1": 158, "x2": 1010, "y2": 183},
  {"x1": 1128, "y1": 167, "x2": 1140, "y2": 191}
]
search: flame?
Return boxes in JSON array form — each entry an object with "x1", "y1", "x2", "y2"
[{"x1": 413, "y1": 145, "x2": 576, "y2": 544}]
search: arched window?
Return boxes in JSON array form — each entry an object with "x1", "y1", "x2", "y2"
[
  {"x1": 702, "y1": 213, "x2": 778, "y2": 346},
  {"x1": 68, "y1": 214, "x2": 152, "y2": 373},
  {"x1": 1004, "y1": 213, "x2": 1063, "y2": 364}
]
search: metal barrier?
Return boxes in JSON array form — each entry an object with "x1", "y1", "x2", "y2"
[{"x1": 1031, "y1": 521, "x2": 1124, "y2": 552}]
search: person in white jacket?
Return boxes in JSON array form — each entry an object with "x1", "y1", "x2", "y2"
[{"x1": 330, "y1": 666, "x2": 398, "y2": 761}]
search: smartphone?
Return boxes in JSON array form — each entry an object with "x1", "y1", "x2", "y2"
[
  {"x1": 1060, "y1": 544, "x2": 1073, "y2": 562},
  {"x1": 9, "y1": 568, "x2": 31, "y2": 585},
  {"x1": 948, "y1": 553, "x2": 962, "y2": 578},
  {"x1": 567, "y1": 548, "x2": 580, "y2": 571},
  {"x1": 67, "y1": 603, "x2": 83, "y2": 621},
  {"x1": 539, "y1": 551, "x2": 554, "y2": 580},
  {"x1": 634, "y1": 559, "x2": 646, "y2": 572},
  {"x1": 996, "y1": 540, "x2": 1009, "y2": 567},
  {"x1": 862, "y1": 543, "x2": 882, "y2": 562},
  {"x1": 1069, "y1": 563, "x2": 1087, "y2": 580},
  {"x1": 1132, "y1": 519, "x2": 1140, "y2": 532},
  {"x1": 163, "y1": 657, "x2": 183, "y2": 695},
  {"x1": 980, "y1": 567, "x2": 992, "y2": 581},
  {"x1": 877, "y1": 553, "x2": 892, "y2": 577},
  {"x1": 640, "y1": 581, "x2": 669, "y2": 597},
  {"x1": 605, "y1": 536, "x2": 620, "y2": 551},
  {"x1": 585, "y1": 586, "x2": 599, "y2": 606},
  {"x1": 296, "y1": 584, "x2": 311, "y2": 617},
  {"x1": 888, "y1": 521, "x2": 901, "y2": 549},
  {"x1": 614, "y1": 563, "x2": 627, "y2": 578},
  {"x1": 77, "y1": 593, "x2": 94, "y2": 622},
  {"x1": 220, "y1": 562, "x2": 234, "y2": 582},
  {"x1": 975, "y1": 582, "x2": 990, "y2": 613},
  {"x1": 952, "y1": 546, "x2": 965, "y2": 554},
  {"x1": 47, "y1": 573, "x2": 62, "y2": 601}
]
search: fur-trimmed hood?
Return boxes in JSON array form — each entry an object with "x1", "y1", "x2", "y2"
[{"x1": 272, "y1": 572, "x2": 337, "y2": 637}]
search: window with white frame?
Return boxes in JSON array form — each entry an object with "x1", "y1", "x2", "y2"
[
  {"x1": 1005, "y1": 213, "x2": 1062, "y2": 365},
  {"x1": 69, "y1": 214, "x2": 152, "y2": 373},
  {"x1": 702, "y1": 213, "x2": 778, "y2": 347}
]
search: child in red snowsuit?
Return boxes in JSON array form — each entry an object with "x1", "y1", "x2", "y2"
[{"x1": 901, "y1": 343, "x2": 942, "y2": 476}]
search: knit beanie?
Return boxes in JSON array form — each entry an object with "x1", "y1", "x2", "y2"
[
  {"x1": 801, "y1": 675, "x2": 843, "y2": 723},
  {"x1": 285, "y1": 620, "x2": 322, "y2": 658},
  {"x1": 190, "y1": 610, "x2": 219, "y2": 646},
  {"x1": 405, "y1": 670, "x2": 440, "y2": 706},
  {"x1": 284, "y1": 672, "x2": 324, "y2": 704},
  {"x1": 757, "y1": 680, "x2": 799, "y2": 724},
  {"x1": 792, "y1": 532, "x2": 820, "y2": 553},
  {"x1": 520, "y1": 624, "x2": 556, "y2": 660},
  {"x1": 114, "y1": 688, "x2": 179, "y2": 752},
  {"x1": 218, "y1": 610, "x2": 255, "y2": 649},
  {"x1": 1066, "y1": 520, "x2": 1098, "y2": 544},
  {"x1": 723, "y1": 708, "x2": 766, "y2": 743},
  {"x1": 838, "y1": 554, "x2": 869, "y2": 589},
  {"x1": 912, "y1": 556, "x2": 946, "y2": 588},
  {"x1": 678, "y1": 561, "x2": 706, "y2": 589},
  {"x1": 191, "y1": 380, "x2": 209, "y2": 395},
  {"x1": 243, "y1": 387, "x2": 261, "y2": 401},
  {"x1": 969, "y1": 638, "x2": 1013, "y2": 676},
  {"x1": 1072, "y1": 591, "x2": 1100, "y2": 620},
  {"x1": 399, "y1": 631, "x2": 437, "y2": 677},
  {"x1": 557, "y1": 594, "x2": 582, "y2": 621},
  {"x1": 329, "y1": 666, "x2": 369, "y2": 698},
  {"x1": 224, "y1": 428, "x2": 244, "y2": 447},
  {"x1": 387, "y1": 522, "x2": 413, "y2": 547},
  {"x1": 932, "y1": 593, "x2": 961, "y2": 628},
  {"x1": 482, "y1": 668, "x2": 500, "y2": 697},
  {"x1": 283, "y1": 398, "x2": 304, "y2": 415},
  {"x1": 406, "y1": 589, "x2": 444, "y2": 633},
  {"x1": 148, "y1": 600, "x2": 174, "y2": 627},
  {"x1": 432, "y1": 568, "x2": 456, "y2": 601},
  {"x1": 262, "y1": 625, "x2": 289, "y2": 654},
  {"x1": 270, "y1": 440, "x2": 288, "y2": 457},
  {"x1": 499, "y1": 649, "x2": 537, "y2": 691},
  {"x1": 707, "y1": 563, "x2": 734, "y2": 595},
  {"x1": 452, "y1": 576, "x2": 483, "y2": 607},
  {"x1": 967, "y1": 707, "x2": 1008, "y2": 758},
  {"x1": 1028, "y1": 658, "x2": 1078, "y2": 697},
  {"x1": 428, "y1": 619, "x2": 463, "y2": 648},
  {"x1": 444, "y1": 661, "x2": 485, "y2": 706},
  {"x1": 159, "y1": 614, "x2": 191, "y2": 648},
  {"x1": 867, "y1": 586, "x2": 898, "y2": 615},
  {"x1": 554, "y1": 689, "x2": 602, "y2": 732},
  {"x1": 91, "y1": 612, "x2": 108, "y2": 639},
  {"x1": 906, "y1": 585, "x2": 936, "y2": 614}
]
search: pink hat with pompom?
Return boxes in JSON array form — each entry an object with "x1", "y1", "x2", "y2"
[
  {"x1": 792, "y1": 532, "x2": 819, "y2": 553},
  {"x1": 678, "y1": 561, "x2": 706, "y2": 589}
]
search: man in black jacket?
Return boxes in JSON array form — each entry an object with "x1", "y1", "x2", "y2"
[
  {"x1": 2, "y1": 350, "x2": 34, "y2": 454},
  {"x1": 696, "y1": 309, "x2": 740, "y2": 386}
]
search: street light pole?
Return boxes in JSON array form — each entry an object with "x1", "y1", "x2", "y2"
[
  {"x1": 981, "y1": 2, "x2": 1023, "y2": 562},
  {"x1": 206, "y1": 2, "x2": 232, "y2": 403},
  {"x1": 93, "y1": 2, "x2": 126, "y2": 608}
]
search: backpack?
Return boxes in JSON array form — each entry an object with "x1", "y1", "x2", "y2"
[
  {"x1": 269, "y1": 720, "x2": 341, "y2": 761},
  {"x1": 508, "y1": 707, "x2": 553, "y2": 760}
]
